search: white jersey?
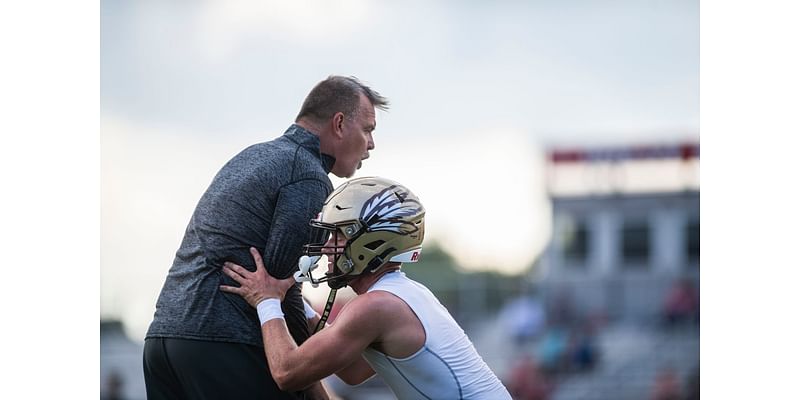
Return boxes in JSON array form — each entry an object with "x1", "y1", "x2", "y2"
[{"x1": 362, "y1": 272, "x2": 511, "y2": 400}]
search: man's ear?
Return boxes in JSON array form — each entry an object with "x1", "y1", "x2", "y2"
[{"x1": 331, "y1": 112, "x2": 345, "y2": 138}]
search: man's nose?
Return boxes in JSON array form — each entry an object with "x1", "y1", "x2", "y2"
[{"x1": 367, "y1": 133, "x2": 375, "y2": 150}]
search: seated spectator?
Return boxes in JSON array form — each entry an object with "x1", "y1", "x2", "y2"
[
  {"x1": 499, "y1": 294, "x2": 546, "y2": 344},
  {"x1": 506, "y1": 354, "x2": 553, "y2": 400},
  {"x1": 650, "y1": 367, "x2": 681, "y2": 400},
  {"x1": 101, "y1": 371, "x2": 124, "y2": 400},
  {"x1": 663, "y1": 278, "x2": 699, "y2": 327},
  {"x1": 536, "y1": 328, "x2": 569, "y2": 374},
  {"x1": 568, "y1": 322, "x2": 599, "y2": 372}
]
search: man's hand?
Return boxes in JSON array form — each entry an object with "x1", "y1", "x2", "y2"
[{"x1": 220, "y1": 247, "x2": 296, "y2": 307}]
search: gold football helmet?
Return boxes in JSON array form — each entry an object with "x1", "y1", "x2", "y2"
[{"x1": 300, "y1": 177, "x2": 425, "y2": 289}]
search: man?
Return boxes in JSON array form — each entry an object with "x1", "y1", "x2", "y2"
[
  {"x1": 143, "y1": 76, "x2": 388, "y2": 400},
  {"x1": 221, "y1": 177, "x2": 512, "y2": 399}
]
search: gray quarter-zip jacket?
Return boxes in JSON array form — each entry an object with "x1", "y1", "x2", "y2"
[{"x1": 146, "y1": 124, "x2": 334, "y2": 347}]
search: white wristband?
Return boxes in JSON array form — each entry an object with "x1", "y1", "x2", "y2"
[
  {"x1": 256, "y1": 298, "x2": 284, "y2": 325},
  {"x1": 303, "y1": 299, "x2": 319, "y2": 320}
]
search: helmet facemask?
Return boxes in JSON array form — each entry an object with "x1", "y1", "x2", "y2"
[{"x1": 301, "y1": 220, "x2": 365, "y2": 289}]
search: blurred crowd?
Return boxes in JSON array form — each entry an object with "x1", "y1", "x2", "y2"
[
  {"x1": 499, "y1": 278, "x2": 699, "y2": 400},
  {"x1": 500, "y1": 291, "x2": 602, "y2": 400}
]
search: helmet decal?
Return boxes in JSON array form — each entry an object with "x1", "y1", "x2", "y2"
[{"x1": 360, "y1": 185, "x2": 422, "y2": 234}]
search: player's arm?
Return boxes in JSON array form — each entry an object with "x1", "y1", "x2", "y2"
[
  {"x1": 261, "y1": 298, "x2": 380, "y2": 390},
  {"x1": 221, "y1": 248, "x2": 379, "y2": 391},
  {"x1": 301, "y1": 298, "x2": 376, "y2": 385},
  {"x1": 331, "y1": 351, "x2": 376, "y2": 385}
]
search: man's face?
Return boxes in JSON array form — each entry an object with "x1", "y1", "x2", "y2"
[{"x1": 332, "y1": 94, "x2": 376, "y2": 178}]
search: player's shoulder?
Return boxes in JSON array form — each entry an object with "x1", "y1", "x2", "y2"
[{"x1": 340, "y1": 290, "x2": 408, "y2": 321}]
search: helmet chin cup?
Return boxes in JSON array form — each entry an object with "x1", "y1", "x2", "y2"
[
  {"x1": 294, "y1": 270, "x2": 320, "y2": 288},
  {"x1": 295, "y1": 255, "x2": 322, "y2": 288},
  {"x1": 298, "y1": 255, "x2": 321, "y2": 274}
]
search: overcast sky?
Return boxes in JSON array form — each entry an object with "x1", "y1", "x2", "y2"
[{"x1": 100, "y1": 0, "x2": 699, "y2": 339}]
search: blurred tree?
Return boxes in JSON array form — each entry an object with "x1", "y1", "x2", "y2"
[
  {"x1": 402, "y1": 241, "x2": 462, "y2": 312},
  {"x1": 402, "y1": 242, "x2": 536, "y2": 324}
]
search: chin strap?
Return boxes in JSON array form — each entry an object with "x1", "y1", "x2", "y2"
[
  {"x1": 294, "y1": 255, "x2": 338, "y2": 333},
  {"x1": 314, "y1": 288, "x2": 338, "y2": 333}
]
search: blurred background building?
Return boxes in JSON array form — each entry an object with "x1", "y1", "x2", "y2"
[
  {"x1": 526, "y1": 142, "x2": 700, "y2": 400},
  {"x1": 541, "y1": 142, "x2": 699, "y2": 322}
]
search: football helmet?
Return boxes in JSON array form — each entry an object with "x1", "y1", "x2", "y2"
[{"x1": 298, "y1": 177, "x2": 425, "y2": 289}]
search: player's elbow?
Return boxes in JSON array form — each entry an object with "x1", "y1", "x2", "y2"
[
  {"x1": 273, "y1": 369, "x2": 306, "y2": 392},
  {"x1": 273, "y1": 375, "x2": 296, "y2": 392}
]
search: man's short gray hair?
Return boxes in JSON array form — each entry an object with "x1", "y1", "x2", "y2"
[{"x1": 296, "y1": 76, "x2": 389, "y2": 123}]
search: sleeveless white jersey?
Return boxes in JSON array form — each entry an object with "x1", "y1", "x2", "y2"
[{"x1": 362, "y1": 272, "x2": 511, "y2": 400}]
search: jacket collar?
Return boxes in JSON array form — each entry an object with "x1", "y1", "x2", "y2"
[{"x1": 284, "y1": 124, "x2": 335, "y2": 173}]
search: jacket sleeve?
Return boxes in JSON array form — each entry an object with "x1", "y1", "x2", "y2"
[
  {"x1": 263, "y1": 178, "x2": 330, "y2": 278},
  {"x1": 262, "y1": 178, "x2": 330, "y2": 344}
]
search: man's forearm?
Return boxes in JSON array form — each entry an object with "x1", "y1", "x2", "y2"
[
  {"x1": 262, "y1": 318, "x2": 315, "y2": 391},
  {"x1": 265, "y1": 305, "x2": 330, "y2": 397}
]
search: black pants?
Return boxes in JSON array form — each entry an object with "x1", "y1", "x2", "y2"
[{"x1": 143, "y1": 337, "x2": 300, "y2": 400}]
